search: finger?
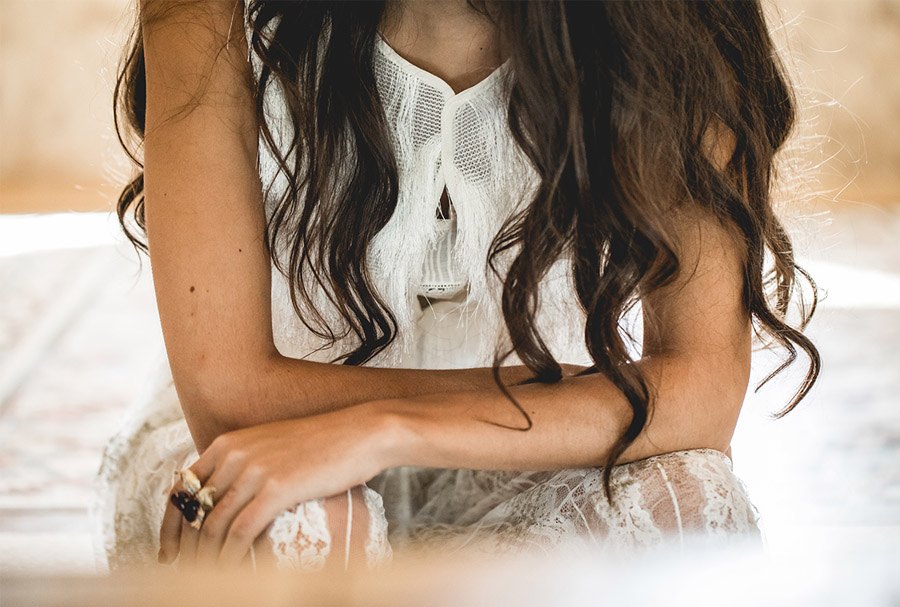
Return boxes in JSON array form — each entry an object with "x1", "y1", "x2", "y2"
[
  {"x1": 251, "y1": 527, "x2": 278, "y2": 571},
  {"x1": 171, "y1": 479, "x2": 204, "y2": 569},
  {"x1": 159, "y1": 480, "x2": 184, "y2": 564},
  {"x1": 196, "y1": 485, "x2": 257, "y2": 565},
  {"x1": 159, "y1": 499, "x2": 183, "y2": 564},
  {"x1": 219, "y1": 490, "x2": 286, "y2": 567},
  {"x1": 163, "y1": 460, "x2": 205, "y2": 566},
  {"x1": 191, "y1": 432, "x2": 236, "y2": 482},
  {"x1": 189, "y1": 455, "x2": 216, "y2": 485},
  {"x1": 178, "y1": 516, "x2": 202, "y2": 568},
  {"x1": 170, "y1": 447, "x2": 225, "y2": 568},
  {"x1": 193, "y1": 455, "x2": 254, "y2": 564}
]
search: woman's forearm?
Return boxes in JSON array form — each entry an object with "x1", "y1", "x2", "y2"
[
  {"x1": 186, "y1": 354, "x2": 584, "y2": 450},
  {"x1": 367, "y1": 352, "x2": 749, "y2": 473}
]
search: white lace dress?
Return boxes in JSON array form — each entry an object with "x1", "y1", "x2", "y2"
[{"x1": 93, "y1": 29, "x2": 762, "y2": 572}]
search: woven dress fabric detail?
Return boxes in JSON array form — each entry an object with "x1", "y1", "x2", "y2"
[
  {"x1": 92, "y1": 23, "x2": 763, "y2": 572},
  {"x1": 419, "y1": 202, "x2": 468, "y2": 301}
]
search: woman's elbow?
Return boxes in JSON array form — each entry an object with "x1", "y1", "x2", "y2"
[
  {"x1": 693, "y1": 350, "x2": 751, "y2": 452},
  {"x1": 169, "y1": 354, "x2": 268, "y2": 450},
  {"x1": 654, "y1": 350, "x2": 750, "y2": 455}
]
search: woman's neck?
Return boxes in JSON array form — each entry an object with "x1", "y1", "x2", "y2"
[{"x1": 379, "y1": 0, "x2": 506, "y2": 93}]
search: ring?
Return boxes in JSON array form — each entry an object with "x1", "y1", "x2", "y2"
[
  {"x1": 177, "y1": 468, "x2": 202, "y2": 496},
  {"x1": 171, "y1": 490, "x2": 203, "y2": 529},
  {"x1": 197, "y1": 485, "x2": 217, "y2": 511},
  {"x1": 171, "y1": 468, "x2": 216, "y2": 530}
]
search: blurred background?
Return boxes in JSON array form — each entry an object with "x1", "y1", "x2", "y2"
[{"x1": 0, "y1": 0, "x2": 898, "y2": 602}]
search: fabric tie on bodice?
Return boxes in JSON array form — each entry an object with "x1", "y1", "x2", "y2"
[{"x1": 367, "y1": 33, "x2": 525, "y2": 313}]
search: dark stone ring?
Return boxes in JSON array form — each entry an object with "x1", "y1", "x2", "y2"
[{"x1": 171, "y1": 490, "x2": 202, "y2": 524}]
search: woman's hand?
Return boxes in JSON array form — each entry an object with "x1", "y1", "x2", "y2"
[{"x1": 158, "y1": 404, "x2": 397, "y2": 568}]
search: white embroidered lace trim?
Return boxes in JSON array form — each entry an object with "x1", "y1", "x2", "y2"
[
  {"x1": 362, "y1": 484, "x2": 394, "y2": 568},
  {"x1": 267, "y1": 497, "x2": 331, "y2": 570}
]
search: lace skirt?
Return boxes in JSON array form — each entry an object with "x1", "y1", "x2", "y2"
[{"x1": 94, "y1": 300, "x2": 762, "y2": 571}]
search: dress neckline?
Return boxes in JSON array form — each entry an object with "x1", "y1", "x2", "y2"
[{"x1": 375, "y1": 31, "x2": 511, "y2": 102}]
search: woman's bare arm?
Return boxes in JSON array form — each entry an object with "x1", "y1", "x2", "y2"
[{"x1": 140, "y1": 0, "x2": 565, "y2": 451}]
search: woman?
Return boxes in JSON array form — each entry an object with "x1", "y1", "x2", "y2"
[{"x1": 96, "y1": 0, "x2": 819, "y2": 572}]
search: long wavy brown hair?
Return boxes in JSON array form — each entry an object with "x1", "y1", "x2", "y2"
[{"x1": 114, "y1": 0, "x2": 820, "y2": 502}]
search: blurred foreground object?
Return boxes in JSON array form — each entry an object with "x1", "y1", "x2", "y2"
[{"x1": 2, "y1": 532, "x2": 897, "y2": 607}]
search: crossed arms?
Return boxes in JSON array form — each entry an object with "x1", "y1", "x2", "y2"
[{"x1": 142, "y1": 0, "x2": 750, "y2": 474}]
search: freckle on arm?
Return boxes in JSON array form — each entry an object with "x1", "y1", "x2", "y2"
[{"x1": 189, "y1": 286, "x2": 195, "y2": 293}]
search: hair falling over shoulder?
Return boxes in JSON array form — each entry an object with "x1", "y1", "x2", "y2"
[{"x1": 115, "y1": 1, "x2": 820, "y2": 502}]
